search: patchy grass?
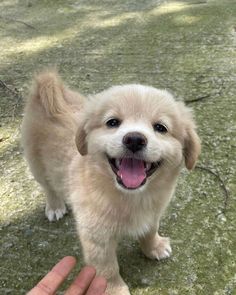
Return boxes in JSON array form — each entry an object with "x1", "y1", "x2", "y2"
[{"x1": 0, "y1": 0, "x2": 236, "y2": 294}]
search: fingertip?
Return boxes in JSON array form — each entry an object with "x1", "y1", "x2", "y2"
[
  {"x1": 65, "y1": 265, "x2": 97, "y2": 294},
  {"x1": 52, "y1": 256, "x2": 77, "y2": 277},
  {"x1": 62, "y1": 256, "x2": 77, "y2": 264}
]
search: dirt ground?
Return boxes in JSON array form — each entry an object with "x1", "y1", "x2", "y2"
[{"x1": 0, "y1": 0, "x2": 235, "y2": 294}]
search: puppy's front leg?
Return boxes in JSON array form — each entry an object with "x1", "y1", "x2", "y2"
[
  {"x1": 139, "y1": 226, "x2": 172, "y2": 261},
  {"x1": 79, "y1": 231, "x2": 130, "y2": 295}
]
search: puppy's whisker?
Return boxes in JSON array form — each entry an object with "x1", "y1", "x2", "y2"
[
  {"x1": 164, "y1": 155, "x2": 175, "y2": 165},
  {"x1": 163, "y1": 155, "x2": 180, "y2": 169}
]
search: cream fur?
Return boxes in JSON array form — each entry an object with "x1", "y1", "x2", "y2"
[{"x1": 22, "y1": 71, "x2": 201, "y2": 295}]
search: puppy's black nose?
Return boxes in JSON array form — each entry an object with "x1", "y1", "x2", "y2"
[{"x1": 123, "y1": 132, "x2": 147, "y2": 153}]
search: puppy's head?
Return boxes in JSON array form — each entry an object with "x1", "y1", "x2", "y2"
[{"x1": 76, "y1": 85, "x2": 200, "y2": 192}]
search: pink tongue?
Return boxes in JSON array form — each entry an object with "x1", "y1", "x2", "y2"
[{"x1": 118, "y1": 158, "x2": 146, "y2": 189}]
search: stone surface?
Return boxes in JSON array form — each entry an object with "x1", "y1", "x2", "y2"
[{"x1": 0, "y1": 0, "x2": 235, "y2": 294}]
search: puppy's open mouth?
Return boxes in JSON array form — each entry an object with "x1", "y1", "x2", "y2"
[{"x1": 107, "y1": 156, "x2": 161, "y2": 190}]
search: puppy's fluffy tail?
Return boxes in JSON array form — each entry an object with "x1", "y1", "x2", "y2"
[{"x1": 31, "y1": 70, "x2": 71, "y2": 117}]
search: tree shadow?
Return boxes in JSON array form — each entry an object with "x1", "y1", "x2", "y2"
[
  {"x1": 0, "y1": 197, "x2": 176, "y2": 294},
  {"x1": 1, "y1": 0, "x2": 231, "y2": 122}
]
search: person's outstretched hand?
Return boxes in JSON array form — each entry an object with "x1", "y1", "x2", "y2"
[{"x1": 27, "y1": 256, "x2": 107, "y2": 295}]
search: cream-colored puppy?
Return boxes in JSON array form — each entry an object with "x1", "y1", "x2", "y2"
[{"x1": 22, "y1": 71, "x2": 200, "y2": 295}]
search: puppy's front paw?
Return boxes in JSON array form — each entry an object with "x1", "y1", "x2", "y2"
[
  {"x1": 141, "y1": 235, "x2": 172, "y2": 260},
  {"x1": 45, "y1": 204, "x2": 67, "y2": 221}
]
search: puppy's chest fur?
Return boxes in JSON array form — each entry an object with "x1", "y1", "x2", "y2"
[
  {"x1": 72, "y1": 193, "x2": 157, "y2": 238},
  {"x1": 70, "y1": 182, "x2": 170, "y2": 239},
  {"x1": 69, "y1": 156, "x2": 176, "y2": 239}
]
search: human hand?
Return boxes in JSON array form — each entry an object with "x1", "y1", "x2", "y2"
[{"x1": 27, "y1": 256, "x2": 107, "y2": 295}]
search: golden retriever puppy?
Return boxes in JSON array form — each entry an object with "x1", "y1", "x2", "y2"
[{"x1": 22, "y1": 71, "x2": 200, "y2": 295}]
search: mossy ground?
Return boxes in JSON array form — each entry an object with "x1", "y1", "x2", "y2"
[{"x1": 0, "y1": 0, "x2": 235, "y2": 294}]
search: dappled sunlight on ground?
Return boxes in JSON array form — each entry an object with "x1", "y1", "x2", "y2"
[
  {"x1": 151, "y1": 1, "x2": 189, "y2": 15},
  {"x1": 0, "y1": 0, "x2": 18, "y2": 8},
  {"x1": 174, "y1": 15, "x2": 202, "y2": 25},
  {"x1": 2, "y1": 29, "x2": 79, "y2": 56}
]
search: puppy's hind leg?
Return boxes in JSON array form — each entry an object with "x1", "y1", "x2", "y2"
[{"x1": 44, "y1": 186, "x2": 67, "y2": 222}]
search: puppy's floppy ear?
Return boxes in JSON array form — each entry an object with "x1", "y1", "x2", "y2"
[
  {"x1": 184, "y1": 126, "x2": 201, "y2": 170},
  {"x1": 177, "y1": 102, "x2": 201, "y2": 170},
  {"x1": 75, "y1": 120, "x2": 88, "y2": 156}
]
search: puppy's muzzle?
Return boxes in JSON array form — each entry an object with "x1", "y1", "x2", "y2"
[{"x1": 123, "y1": 132, "x2": 147, "y2": 153}]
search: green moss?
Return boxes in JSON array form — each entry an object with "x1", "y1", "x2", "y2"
[{"x1": 0, "y1": 0, "x2": 235, "y2": 294}]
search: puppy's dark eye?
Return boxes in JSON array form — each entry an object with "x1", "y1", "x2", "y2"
[
  {"x1": 153, "y1": 123, "x2": 168, "y2": 133},
  {"x1": 106, "y1": 118, "x2": 121, "y2": 128}
]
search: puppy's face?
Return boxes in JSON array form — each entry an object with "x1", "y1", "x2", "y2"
[{"x1": 76, "y1": 85, "x2": 200, "y2": 192}]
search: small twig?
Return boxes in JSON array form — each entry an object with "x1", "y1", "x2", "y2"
[
  {"x1": 0, "y1": 80, "x2": 19, "y2": 96},
  {"x1": 195, "y1": 165, "x2": 230, "y2": 215},
  {"x1": 186, "y1": 79, "x2": 225, "y2": 104},
  {"x1": 0, "y1": 16, "x2": 36, "y2": 30},
  {"x1": 190, "y1": 1, "x2": 207, "y2": 5},
  {"x1": 0, "y1": 80, "x2": 23, "y2": 118},
  {"x1": 185, "y1": 94, "x2": 211, "y2": 104}
]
